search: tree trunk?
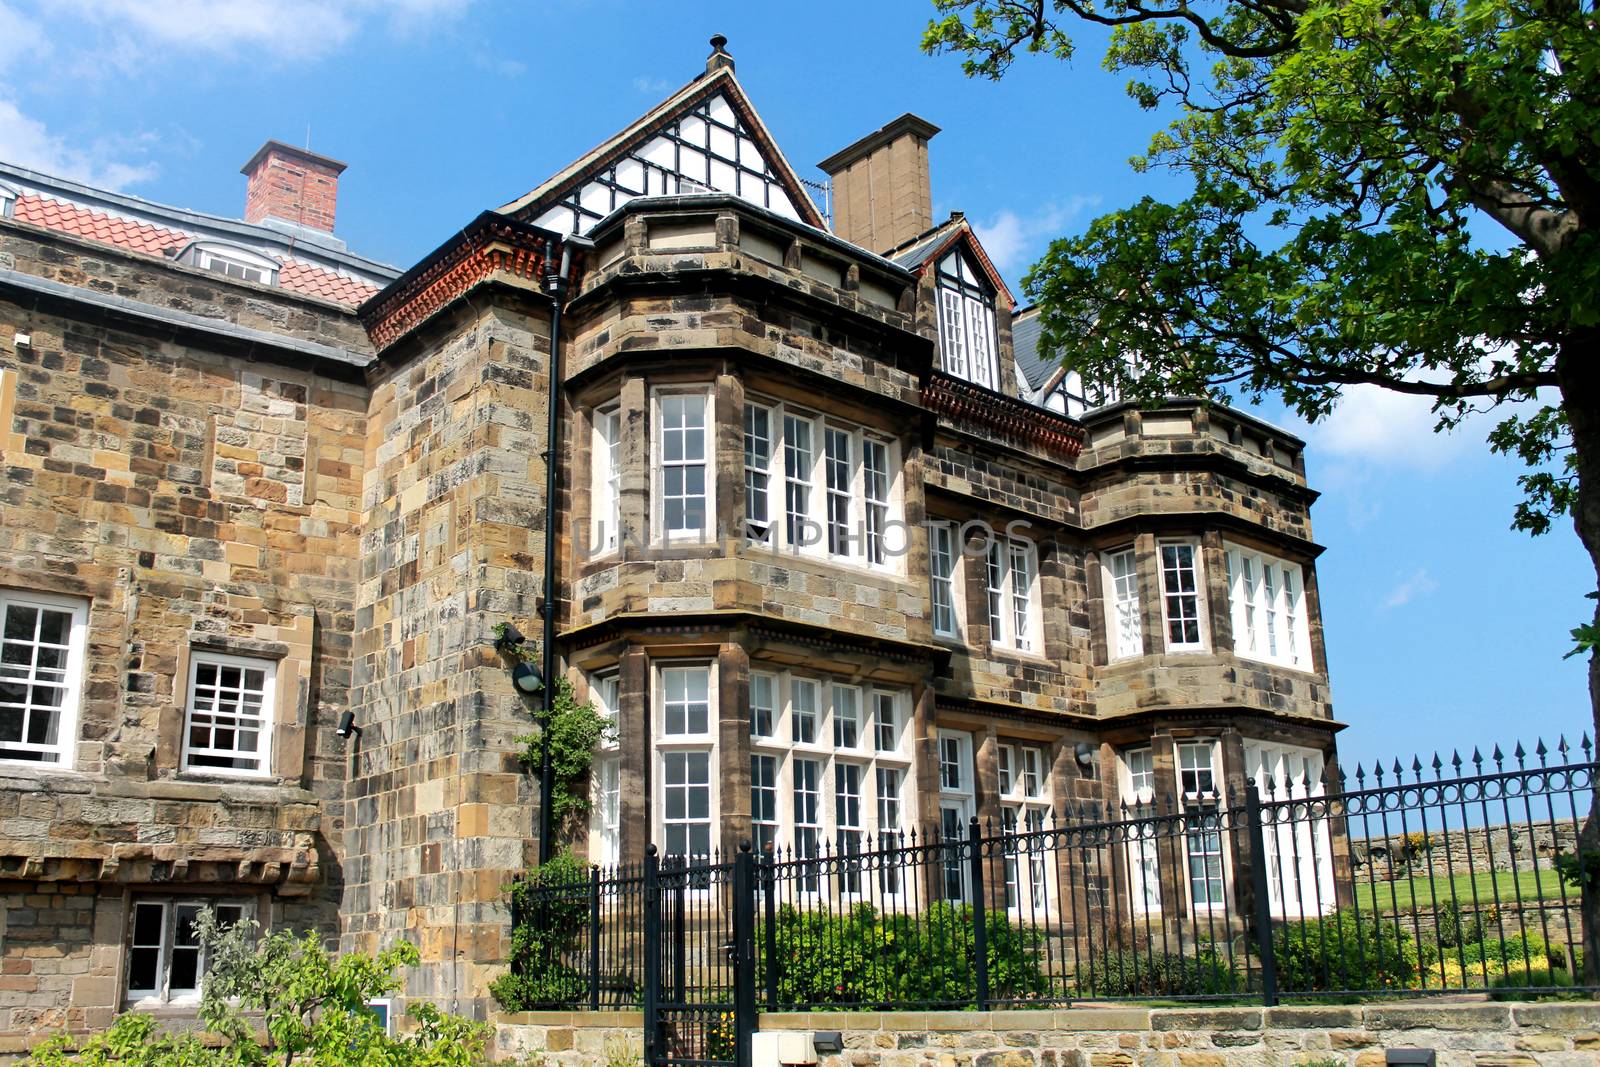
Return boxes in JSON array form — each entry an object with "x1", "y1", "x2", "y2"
[{"x1": 1554, "y1": 332, "x2": 1600, "y2": 988}]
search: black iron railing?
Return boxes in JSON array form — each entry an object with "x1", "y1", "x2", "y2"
[{"x1": 506, "y1": 736, "x2": 1595, "y2": 1064}]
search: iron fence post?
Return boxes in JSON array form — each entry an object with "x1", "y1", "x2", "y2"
[
  {"x1": 1244, "y1": 779, "x2": 1280, "y2": 1007},
  {"x1": 588, "y1": 864, "x2": 602, "y2": 1012},
  {"x1": 762, "y1": 849, "x2": 778, "y2": 1011},
  {"x1": 643, "y1": 845, "x2": 661, "y2": 1065},
  {"x1": 672, "y1": 862, "x2": 687, "y2": 1000},
  {"x1": 968, "y1": 815, "x2": 990, "y2": 1009},
  {"x1": 733, "y1": 842, "x2": 757, "y2": 1067}
]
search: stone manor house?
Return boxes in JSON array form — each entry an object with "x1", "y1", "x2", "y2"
[{"x1": 0, "y1": 40, "x2": 1336, "y2": 1036}]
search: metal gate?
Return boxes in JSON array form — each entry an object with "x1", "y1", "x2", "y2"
[{"x1": 643, "y1": 845, "x2": 755, "y2": 1067}]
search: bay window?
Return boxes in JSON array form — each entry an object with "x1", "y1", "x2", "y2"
[
  {"x1": 1179, "y1": 740, "x2": 1226, "y2": 911},
  {"x1": 937, "y1": 728, "x2": 974, "y2": 901},
  {"x1": 591, "y1": 405, "x2": 622, "y2": 555},
  {"x1": 1120, "y1": 747, "x2": 1162, "y2": 912},
  {"x1": 935, "y1": 251, "x2": 999, "y2": 390},
  {"x1": 985, "y1": 536, "x2": 1040, "y2": 652},
  {"x1": 0, "y1": 589, "x2": 87, "y2": 766},
  {"x1": 1245, "y1": 740, "x2": 1336, "y2": 917},
  {"x1": 929, "y1": 522, "x2": 962, "y2": 639},
  {"x1": 745, "y1": 397, "x2": 900, "y2": 569},
  {"x1": 589, "y1": 672, "x2": 620, "y2": 866},
  {"x1": 998, "y1": 742, "x2": 1052, "y2": 913},
  {"x1": 747, "y1": 670, "x2": 913, "y2": 897},
  {"x1": 1105, "y1": 548, "x2": 1143, "y2": 660},
  {"x1": 126, "y1": 899, "x2": 248, "y2": 1005},
  {"x1": 656, "y1": 663, "x2": 715, "y2": 861},
  {"x1": 1225, "y1": 544, "x2": 1313, "y2": 670},
  {"x1": 1159, "y1": 541, "x2": 1207, "y2": 651},
  {"x1": 653, "y1": 390, "x2": 713, "y2": 542}
]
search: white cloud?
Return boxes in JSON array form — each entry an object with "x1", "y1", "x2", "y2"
[
  {"x1": 1383, "y1": 568, "x2": 1438, "y2": 610},
  {"x1": 51, "y1": 0, "x2": 474, "y2": 61},
  {"x1": 0, "y1": 1, "x2": 49, "y2": 75},
  {"x1": 632, "y1": 76, "x2": 675, "y2": 96},
  {"x1": 0, "y1": 98, "x2": 157, "y2": 189},
  {"x1": 974, "y1": 196, "x2": 1099, "y2": 273},
  {"x1": 1303, "y1": 385, "x2": 1472, "y2": 471}
]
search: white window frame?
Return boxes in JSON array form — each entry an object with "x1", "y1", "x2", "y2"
[
  {"x1": 180, "y1": 650, "x2": 277, "y2": 778},
  {"x1": 1158, "y1": 540, "x2": 1208, "y2": 652},
  {"x1": 1178, "y1": 740, "x2": 1229, "y2": 913},
  {"x1": 651, "y1": 389, "x2": 714, "y2": 544},
  {"x1": 748, "y1": 673, "x2": 914, "y2": 901},
  {"x1": 589, "y1": 671, "x2": 621, "y2": 866},
  {"x1": 180, "y1": 241, "x2": 280, "y2": 286},
  {"x1": 1246, "y1": 740, "x2": 1336, "y2": 918},
  {"x1": 937, "y1": 728, "x2": 974, "y2": 902},
  {"x1": 1119, "y1": 746, "x2": 1163, "y2": 913},
  {"x1": 929, "y1": 521, "x2": 963, "y2": 640},
  {"x1": 743, "y1": 401, "x2": 773, "y2": 543},
  {"x1": 1105, "y1": 548, "x2": 1144, "y2": 660},
  {"x1": 745, "y1": 396, "x2": 901, "y2": 573},
  {"x1": 997, "y1": 742, "x2": 1053, "y2": 915},
  {"x1": 985, "y1": 536, "x2": 1040, "y2": 653},
  {"x1": 0, "y1": 589, "x2": 87, "y2": 768},
  {"x1": 591, "y1": 405, "x2": 622, "y2": 556},
  {"x1": 0, "y1": 182, "x2": 15, "y2": 219},
  {"x1": 935, "y1": 251, "x2": 1000, "y2": 389},
  {"x1": 653, "y1": 661, "x2": 718, "y2": 863},
  {"x1": 1225, "y1": 543, "x2": 1314, "y2": 671},
  {"x1": 125, "y1": 898, "x2": 250, "y2": 1006}
]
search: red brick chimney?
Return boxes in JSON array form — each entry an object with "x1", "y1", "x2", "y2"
[{"x1": 240, "y1": 141, "x2": 347, "y2": 233}]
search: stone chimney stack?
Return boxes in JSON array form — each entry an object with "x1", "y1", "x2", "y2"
[
  {"x1": 241, "y1": 141, "x2": 347, "y2": 233},
  {"x1": 706, "y1": 34, "x2": 734, "y2": 74},
  {"x1": 818, "y1": 113, "x2": 940, "y2": 255}
]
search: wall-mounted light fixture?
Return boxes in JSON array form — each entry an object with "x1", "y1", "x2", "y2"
[
  {"x1": 1386, "y1": 1050, "x2": 1436, "y2": 1066},
  {"x1": 1075, "y1": 741, "x2": 1095, "y2": 766},
  {"x1": 512, "y1": 660, "x2": 544, "y2": 695},
  {"x1": 336, "y1": 710, "x2": 358, "y2": 739}
]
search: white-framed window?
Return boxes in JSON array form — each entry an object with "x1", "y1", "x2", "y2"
[
  {"x1": 591, "y1": 405, "x2": 622, "y2": 556},
  {"x1": 745, "y1": 397, "x2": 901, "y2": 570},
  {"x1": 748, "y1": 672, "x2": 913, "y2": 898},
  {"x1": 125, "y1": 899, "x2": 248, "y2": 1005},
  {"x1": 655, "y1": 663, "x2": 716, "y2": 861},
  {"x1": 1159, "y1": 541, "x2": 1207, "y2": 651},
  {"x1": 1119, "y1": 746, "x2": 1163, "y2": 912},
  {"x1": 0, "y1": 182, "x2": 16, "y2": 219},
  {"x1": 589, "y1": 672, "x2": 621, "y2": 866},
  {"x1": 929, "y1": 522, "x2": 962, "y2": 639},
  {"x1": 653, "y1": 390, "x2": 713, "y2": 542},
  {"x1": 750, "y1": 670, "x2": 777, "y2": 739},
  {"x1": 985, "y1": 536, "x2": 1040, "y2": 652},
  {"x1": 743, "y1": 402, "x2": 773, "y2": 542},
  {"x1": 1178, "y1": 740, "x2": 1227, "y2": 911},
  {"x1": 1225, "y1": 544, "x2": 1314, "y2": 670},
  {"x1": 935, "y1": 251, "x2": 999, "y2": 390},
  {"x1": 998, "y1": 742, "x2": 1053, "y2": 914},
  {"x1": 1105, "y1": 548, "x2": 1143, "y2": 660},
  {"x1": 179, "y1": 241, "x2": 280, "y2": 286},
  {"x1": 937, "y1": 729, "x2": 974, "y2": 902},
  {"x1": 181, "y1": 651, "x2": 275, "y2": 777},
  {"x1": 0, "y1": 589, "x2": 87, "y2": 767},
  {"x1": 1246, "y1": 740, "x2": 1336, "y2": 918}
]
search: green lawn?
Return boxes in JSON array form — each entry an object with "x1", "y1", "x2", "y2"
[{"x1": 1350, "y1": 867, "x2": 1574, "y2": 915}]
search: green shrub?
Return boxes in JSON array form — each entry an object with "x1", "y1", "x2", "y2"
[
  {"x1": 1274, "y1": 912, "x2": 1420, "y2": 993},
  {"x1": 492, "y1": 851, "x2": 596, "y2": 1011},
  {"x1": 762, "y1": 901, "x2": 1050, "y2": 1007},
  {"x1": 1452, "y1": 930, "x2": 1550, "y2": 970},
  {"x1": 1076, "y1": 945, "x2": 1239, "y2": 998},
  {"x1": 1488, "y1": 964, "x2": 1580, "y2": 1000},
  {"x1": 1434, "y1": 900, "x2": 1497, "y2": 949}
]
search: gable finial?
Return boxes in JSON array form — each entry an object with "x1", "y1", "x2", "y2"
[{"x1": 707, "y1": 33, "x2": 734, "y2": 75}]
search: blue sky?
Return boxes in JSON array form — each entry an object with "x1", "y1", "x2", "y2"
[{"x1": 0, "y1": 0, "x2": 1589, "y2": 773}]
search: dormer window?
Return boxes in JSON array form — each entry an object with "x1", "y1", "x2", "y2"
[
  {"x1": 0, "y1": 182, "x2": 16, "y2": 219},
  {"x1": 178, "y1": 241, "x2": 280, "y2": 287},
  {"x1": 935, "y1": 250, "x2": 998, "y2": 390}
]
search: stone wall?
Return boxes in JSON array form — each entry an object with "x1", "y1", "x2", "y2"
[{"x1": 496, "y1": 1003, "x2": 1600, "y2": 1067}]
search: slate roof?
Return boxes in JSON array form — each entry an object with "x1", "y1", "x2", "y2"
[{"x1": 1011, "y1": 305, "x2": 1058, "y2": 394}]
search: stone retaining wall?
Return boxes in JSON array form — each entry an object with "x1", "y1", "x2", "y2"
[{"x1": 494, "y1": 1003, "x2": 1599, "y2": 1067}]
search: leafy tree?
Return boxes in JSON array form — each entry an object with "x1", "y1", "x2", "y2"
[{"x1": 923, "y1": 0, "x2": 1600, "y2": 980}]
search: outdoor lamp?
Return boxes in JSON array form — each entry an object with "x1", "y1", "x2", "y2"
[
  {"x1": 512, "y1": 660, "x2": 544, "y2": 695},
  {"x1": 336, "y1": 711, "x2": 358, "y2": 739},
  {"x1": 1075, "y1": 741, "x2": 1095, "y2": 766}
]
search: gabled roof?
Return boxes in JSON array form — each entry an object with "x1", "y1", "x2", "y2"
[
  {"x1": 886, "y1": 214, "x2": 1015, "y2": 307},
  {"x1": 498, "y1": 66, "x2": 826, "y2": 234}
]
